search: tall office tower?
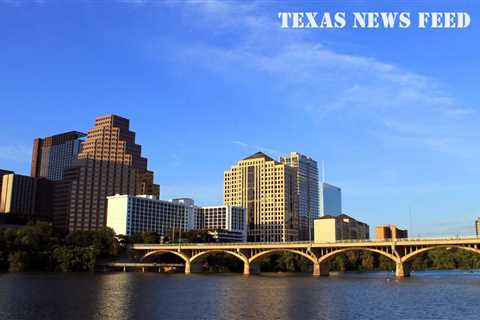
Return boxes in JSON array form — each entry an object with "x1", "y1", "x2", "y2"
[
  {"x1": 280, "y1": 152, "x2": 319, "y2": 241},
  {"x1": 476, "y1": 218, "x2": 480, "y2": 237},
  {"x1": 224, "y1": 152, "x2": 298, "y2": 242},
  {"x1": 57, "y1": 114, "x2": 159, "y2": 232},
  {"x1": 320, "y1": 182, "x2": 342, "y2": 216},
  {"x1": 31, "y1": 131, "x2": 86, "y2": 181}
]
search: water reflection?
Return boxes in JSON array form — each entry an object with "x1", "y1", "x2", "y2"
[
  {"x1": 94, "y1": 273, "x2": 136, "y2": 320},
  {"x1": 1, "y1": 271, "x2": 480, "y2": 320}
]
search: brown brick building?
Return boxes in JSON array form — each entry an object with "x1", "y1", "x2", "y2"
[{"x1": 54, "y1": 114, "x2": 159, "y2": 232}]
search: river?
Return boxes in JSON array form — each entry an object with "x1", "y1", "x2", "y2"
[{"x1": 0, "y1": 270, "x2": 479, "y2": 319}]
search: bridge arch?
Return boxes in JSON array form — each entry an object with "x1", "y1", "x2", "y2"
[
  {"x1": 401, "y1": 245, "x2": 480, "y2": 263},
  {"x1": 317, "y1": 247, "x2": 399, "y2": 265},
  {"x1": 141, "y1": 249, "x2": 189, "y2": 263},
  {"x1": 190, "y1": 250, "x2": 248, "y2": 265},
  {"x1": 249, "y1": 249, "x2": 317, "y2": 265}
]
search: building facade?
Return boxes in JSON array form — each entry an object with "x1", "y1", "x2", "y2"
[
  {"x1": 106, "y1": 194, "x2": 194, "y2": 238},
  {"x1": 314, "y1": 214, "x2": 369, "y2": 243},
  {"x1": 375, "y1": 225, "x2": 408, "y2": 240},
  {"x1": 224, "y1": 152, "x2": 298, "y2": 242},
  {"x1": 195, "y1": 205, "x2": 247, "y2": 241},
  {"x1": 106, "y1": 195, "x2": 247, "y2": 241},
  {"x1": 0, "y1": 173, "x2": 53, "y2": 219},
  {"x1": 31, "y1": 131, "x2": 86, "y2": 181},
  {"x1": 56, "y1": 115, "x2": 159, "y2": 232},
  {"x1": 0, "y1": 170, "x2": 14, "y2": 200},
  {"x1": 320, "y1": 182, "x2": 342, "y2": 216},
  {"x1": 280, "y1": 152, "x2": 319, "y2": 241}
]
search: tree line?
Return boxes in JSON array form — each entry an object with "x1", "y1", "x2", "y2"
[{"x1": 0, "y1": 224, "x2": 118, "y2": 272}]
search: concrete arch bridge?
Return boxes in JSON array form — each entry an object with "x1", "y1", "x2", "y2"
[{"x1": 132, "y1": 237, "x2": 480, "y2": 277}]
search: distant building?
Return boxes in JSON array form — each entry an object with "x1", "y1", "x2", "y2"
[
  {"x1": 224, "y1": 152, "x2": 298, "y2": 242},
  {"x1": 320, "y1": 182, "x2": 342, "y2": 216},
  {"x1": 0, "y1": 173, "x2": 53, "y2": 220},
  {"x1": 195, "y1": 206, "x2": 247, "y2": 242},
  {"x1": 475, "y1": 218, "x2": 480, "y2": 237},
  {"x1": 31, "y1": 131, "x2": 86, "y2": 181},
  {"x1": 106, "y1": 194, "x2": 194, "y2": 238},
  {"x1": 280, "y1": 152, "x2": 319, "y2": 241},
  {"x1": 55, "y1": 115, "x2": 159, "y2": 232},
  {"x1": 314, "y1": 214, "x2": 369, "y2": 243},
  {"x1": 206, "y1": 229, "x2": 246, "y2": 242},
  {"x1": 375, "y1": 225, "x2": 408, "y2": 240}
]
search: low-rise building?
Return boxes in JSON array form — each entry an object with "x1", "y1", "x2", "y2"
[
  {"x1": 106, "y1": 195, "x2": 247, "y2": 242},
  {"x1": 314, "y1": 214, "x2": 369, "y2": 243},
  {"x1": 375, "y1": 225, "x2": 408, "y2": 240},
  {"x1": 206, "y1": 229, "x2": 246, "y2": 242},
  {"x1": 106, "y1": 194, "x2": 195, "y2": 238},
  {"x1": 195, "y1": 205, "x2": 247, "y2": 242}
]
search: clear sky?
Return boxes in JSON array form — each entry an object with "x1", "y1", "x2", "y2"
[{"x1": 1, "y1": 0, "x2": 479, "y2": 236}]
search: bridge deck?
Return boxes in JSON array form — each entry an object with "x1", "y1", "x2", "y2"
[{"x1": 132, "y1": 236, "x2": 480, "y2": 250}]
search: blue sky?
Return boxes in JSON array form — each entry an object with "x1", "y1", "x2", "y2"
[{"x1": 1, "y1": 0, "x2": 479, "y2": 236}]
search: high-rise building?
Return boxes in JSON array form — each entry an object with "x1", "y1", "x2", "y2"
[
  {"x1": 475, "y1": 218, "x2": 480, "y2": 237},
  {"x1": 280, "y1": 152, "x2": 319, "y2": 240},
  {"x1": 320, "y1": 182, "x2": 342, "y2": 216},
  {"x1": 314, "y1": 214, "x2": 369, "y2": 243},
  {"x1": 31, "y1": 131, "x2": 86, "y2": 181},
  {"x1": 224, "y1": 152, "x2": 298, "y2": 242},
  {"x1": 0, "y1": 173, "x2": 53, "y2": 219},
  {"x1": 56, "y1": 114, "x2": 159, "y2": 232}
]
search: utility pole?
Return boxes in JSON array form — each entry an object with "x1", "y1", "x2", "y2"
[
  {"x1": 409, "y1": 206, "x2": 413, "y2": 238},
  {"x1": 308, "y1": 211, "x2": 312, "y2": 242}
]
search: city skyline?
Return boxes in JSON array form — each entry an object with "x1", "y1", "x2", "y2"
[{"x1": 1, "y1": 1, "x2": 479, "y2": 236}]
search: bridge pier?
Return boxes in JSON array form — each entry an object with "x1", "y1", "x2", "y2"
[
  {"x1": 185, "y1": 261, "x2": 191, "y2": 275},
  {"x1": 395, "y1": 261, "x2": 410, "y2": 278},
  {"x1": 243, "y1": 262, "x2": 260, "y2": 275},
  {"x1": 243, "y1": 261, "x2": 251, "y2": 275},
  {"x1": 313, "y1": 262, "x2": 330, "y2": 277}
]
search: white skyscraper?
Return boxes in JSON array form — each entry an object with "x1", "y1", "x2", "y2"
[{"x1": 320, "y1": 182, "x2": 342, "y2": 216}]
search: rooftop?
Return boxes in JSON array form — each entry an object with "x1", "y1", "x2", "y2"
[{"x1": 242, "y1": 152, "x2": 279, "y2": 163}]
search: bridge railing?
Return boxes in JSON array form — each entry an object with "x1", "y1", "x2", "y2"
[{"x1": 130, "y1": 235, "x2": 480, "y2": 248}]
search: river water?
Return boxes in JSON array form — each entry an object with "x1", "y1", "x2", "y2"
[{"x1": 0, "y1": 270, "x2": 479, "y2": 320}]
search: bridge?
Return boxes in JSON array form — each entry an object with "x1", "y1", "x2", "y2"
[{"x1": 131, "y1": 237, "x2": 480, "y2": 277}]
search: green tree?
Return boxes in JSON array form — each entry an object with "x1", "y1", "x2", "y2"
[
  {"x1": 53, "y1": 245, "x2": 99, "y2": 272},
  {"x1": 360, "y1": 252, "x2": 375, "y2": 271},
  {"x1": 378, "y1": 255, "x2": 395, "y2": 271},
  {"x1": 330, "y1": 255, "x2": 347, "y2": 272},
  {"x1": 130, "y1": 231, "x2": 160, "y2": 244},
  {"x1": 8, "y1": 251, "x2": 30, "y2": 272}
]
